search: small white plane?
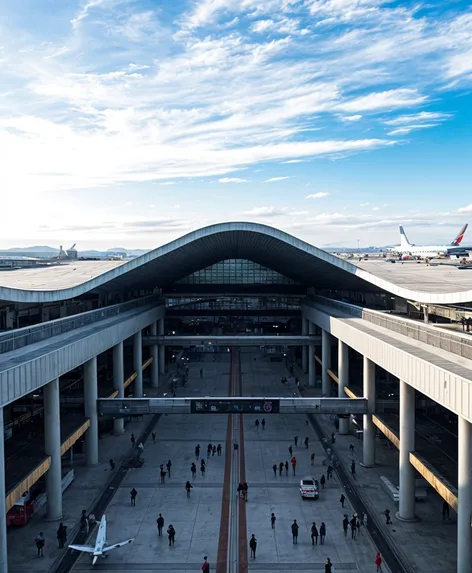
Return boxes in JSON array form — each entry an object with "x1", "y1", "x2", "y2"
[
  {"x1": 69, "y1": 514, "x2": 134, "y2": 566},
  {"x1": 388, "y1": 224, "x2": 470, "y2": 258}
]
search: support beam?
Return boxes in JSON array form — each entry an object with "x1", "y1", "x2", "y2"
[
  {"x1": 113, "y1": 342, "x2": 125, "y2": 435},
  {"x1": 44, "y1": 378, "x2": 63, "y2": 520},
  {"x1": 0, "y1": 407, "x2": 8, "y2": 573},
  {"x1": 321, "y1": 329, "x2": 332, "y2": 396},
  {"x1": 458, "y1": 416, "x2": 472, "y2": 573},
  {"x1": 150, "y1": 322, "x2": 159, "y2": 389},
  {"x1": 302, "y1": 318, "x2": 308, "y2": 373},
  {"x1": 397, "y1": 380, "x2": 416, "y2": 521},
  {"x1": 84, "y1": 356, "x2": 99, "y2": 466},
  {"x1": 338, "y1": 341, "x2": 350, "y2": 435},
  {"x1": 133, "y1": 331, "x2": 143, "y2": 398},
  {"x1": 362, "y1": 356, "x2": 375, "y2": 468},
  {"x1": 308, "y1": 321, "x2": 315, "y2": 387},
  {"x1": 158, "y1": 319, "x2": 165, "y2": 375}
]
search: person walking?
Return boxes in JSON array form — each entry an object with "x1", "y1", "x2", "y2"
[
  {"x1": 202, "y1": 556, "x2": 210, "y2": 572},
  {"x1": 130, "y1": 488, "x2": 137, "y2": 506},
  {"x1": 80, "y1": 510, "x2": 88, "y2": 535},
  {"x1": 362, "y1": 511, "x2": 368, "y2": 529},
  {"x1": 207, "y1": 444, "x2": 212, "y2": 459},
  {"x1": 350, "y1": 460, "x2": 356, "y2": 478},
  {"x1": 255, "y1": 419, "x2": 260, "y2": 430},
  {"x1": 137, "y1": 441, "x2": 144, "y2": 455},
  {"x1": 291, "y1": 456, "x2": 297, "y2": 476},
  {"x1": 384, "y1": 509, "x2": 392, "y2": 525},
  {"x1": 57, "y1": 523, "x2": 67, "y2": 549},
  {"x1": 349, "y1": 444, "x2": 354, "y2": 454},
  {"x1": 217, "y1": 443, "x2": 222, "y2": 456},
  {"x1": 130, "y1": 433, "x2": 135, "y2": 446},
  {"x1": 156, "y1": 514, "x2": 164, "y2": 536},
  {"x1": 331, "y1": 432, "x2": 336, "y2": 444},
  {"x1": 191, "y1": 462, "x2": 197, "y2": 479},
  {"x1": 279, "y1": 461, "x2": 284, "y2": 476},
  {"x1": 271, "y1": 513, "x2": 276, "y2": 529},
  {"x1": 311, "y1": 452, "x2": 315, "y2": 466},
  {"x1": 375, "y1": 552, "x2": 383, "y2": 572},
  {"x1": 167, "y1": 524, "x2": 175, "y2": 546},
  {"x1": 325, "y1": 557, "x2": 333, "y2": 573},
  {"x1": 320, "y1": 474, "x2": 326, "y2": 489},
  {"x1": 166, "y1": 460, "x2": 172, "y2": 478},
  {"x1": 342, "y1": 515, "x2": 349, "y2": 537},
  {"x1": 261, "y1": 418, "x2": 266, "y2": 430},
  {"x1": 249, "y1": 534, "x2": 257, "y2": 558},
  {"x1": 294, "y1": 436, "x2": 298, "y2": 447},
  {"x1": 442, "y1": 500, "x2": 450, "y2": 520},
  {"x1": 311, "y1": 522, "x2": 319, "y2": 546},
  {"x1": 285, "y1": 461, "x2": 289, "y2": 476},
  {"x1": 304, "y1": 437, "x2": 309, "y2": 449},
  {"x1": 160, "y1": 465, "x2": 167, "y2": 483},
  {"x1": 185, "y1": 481, "x2": 193, "y2": 498},
  {"x1": 272, "y1": 464, "x2": 277, "y2": 477},
  {"x1": 200, "y1": 368, "x2": 203, "y2": 378},
  {"x1": 35, "y1": 532, "x2": 45, "y2": 557},
  {"x1": 289, "y1": 445, "x2": 293, "y2": 456},
  {"x1": 152, "y1": 431, "x2": 156, "y2": 444},
  {"x1": 291, "y1": 520, "x2": 299, "y2": 544},
  {"x1": 200, "y1": 460, "x2": 206, "y2": 477},
  {"x1": 109, "y1": 459, "x2": 115, "y2": 471},
  {"x1": 340, "y1": 493, "x2": 346, "y2": 508},
  {"x1": 327, "y1": 465, "x2": 333, "y2": 480},
  {"x1": 319, "y1": 522, "x2": 326, "y2": 545},
  {"x1": 212, "y1": 445, "x2": 216, "y2": 456},
  {"x1": 195, "y1": 444, "x2": 200, "y2": 459},
  {"x1": 350, "y1": 515, "x2": 357, "y2": 540}
]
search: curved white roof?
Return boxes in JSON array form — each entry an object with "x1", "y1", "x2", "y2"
[{"x1": 0, "y1": 222, "x2": 471, "y2": 304}]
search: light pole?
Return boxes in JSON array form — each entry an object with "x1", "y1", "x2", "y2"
[{"x1": 357, "y1": 239, "x2": 360, "y2": 253}]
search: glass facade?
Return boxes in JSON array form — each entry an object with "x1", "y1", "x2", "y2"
[{"x1": 176, "y1": 259, "x2": 297, "y2": 285}]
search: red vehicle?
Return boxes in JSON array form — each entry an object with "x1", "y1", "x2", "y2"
[{"x1": 6, "y1": 497, "x2": 34, "y2": 526}]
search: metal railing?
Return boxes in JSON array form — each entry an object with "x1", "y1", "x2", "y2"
[
  {"x1": 0, "y1": 295, "x2": 163, "y2": 354},
  {"x1": 310, "y1": 296, "x2": 472, "y2": 361}
]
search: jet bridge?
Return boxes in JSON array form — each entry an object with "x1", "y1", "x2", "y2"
[{"x1": 97, "y1": 397, "x2": 367, "y2": 416}]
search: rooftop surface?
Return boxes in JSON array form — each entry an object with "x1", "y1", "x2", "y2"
[{"x1": 0, "y1": 223, "x2": 471, "y2": 304}]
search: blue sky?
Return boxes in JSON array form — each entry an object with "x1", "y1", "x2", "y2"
[{"x1": 1, "y1": 0, "x2": 472, "y2": 249}]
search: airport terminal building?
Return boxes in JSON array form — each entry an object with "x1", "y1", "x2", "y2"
[{"x1": 1, "y1": 222, "x2": 472, "y2": 573}]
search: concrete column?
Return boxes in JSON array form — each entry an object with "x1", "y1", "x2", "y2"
[
  {"x1": 44, "y1": 378, "x2": 63, "y2": 520},
  {"x1": 113, "y1": 342, "x2": 125, "y2": 435},
  {"x1": 362, "y1": 356, "x2": 376, "y2": 467},
  {"x1": 397, "y1": 380, "x2": 416, "y2": 521},
  {"x1": 302, "y1": 318, "x2": 308, "y2": 373},
  {"x1": 0, "y1": 407, "x2": 8, "y2": 573},
  {"x1": 308, "y1": 321, "x2": 315, "y2": 387},
  {"x1": 133, "y1": 330, "x2": 143, "y2": 398},
  {"x1": 338, "y1": 340, "x2": 350, "y2": 435},
  {"x1": 458, "y1": 416, "x2": 472, "y2": 573},
  {"x1": 321, "y1": 329, "x2": 332, "y2": 396},
  {"x1": 158, "y1": 319, "x2": 165, "y2": 375},
  {"x1": 84, "y1": 356, "x2": 99, "y2": 466},
  {"x1": 150, "y1": 322, "x2": 159, "y2": 388}
]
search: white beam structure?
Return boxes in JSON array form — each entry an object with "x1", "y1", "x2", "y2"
[
  {"x1": 397, "y1": 380, "x2": 416, "y2": 521},
  {"x1": 133, "y1": 331, "x2": 143, "y2": 398},
  {"x1": 338, "y1": 340, "x2": 350, "y2": 435},
  {"x1": 158, "y1": 319, "x2": 165, "y2": 375},
  {"x1": 112, "y1": 342, "x2": 125, "y2": 435},
  {"x1": 150, "y1": 322, "x2": 159, "y2": 389},
  {"x1": 308, "y1": 321, "x2": 315, "y2": 387},
  {"x1": 458, "y1": 416, "x2": 472, "y2": 573},
  {"x1": 302, "y1": 318, "x2": 308, "y2": 373},
  {"x1": 321, "y1": 329, "x2": 332, "y2": 397},
  {"x1": 362, "y1": 356, "x2": 375, "y2": 468},
  {"x1": 44, "y1": 378, "x2": 63, "y2": 520},
  {"x1": 0, "y1": 407, "x2": 8, "y2": 573},
  {"x1": 84, "y1": 357, "x2": 99, "y2": 466}
]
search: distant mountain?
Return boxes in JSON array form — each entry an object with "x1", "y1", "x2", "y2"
[
  {"x1": 5, "y1": 246, "x2": 59, "y2": 253},
  {"x1": 107, "y1": 247, "x2": 149, "y2": 255}
]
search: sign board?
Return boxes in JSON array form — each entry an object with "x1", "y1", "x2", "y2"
[{"x1": 190, "y1": 399, "x2": 280, "y2": 414}]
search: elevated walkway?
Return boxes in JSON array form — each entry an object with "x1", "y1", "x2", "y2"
[{"x1": 143, "y1": 334, "x2": 320, "y2": 346}]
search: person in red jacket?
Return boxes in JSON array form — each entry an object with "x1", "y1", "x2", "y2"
[
  {"x1": 375, "y1": 552, "x2": 383, "y2": 572},
  {"x1": 202, "y1": 556, "x2": 210, "y2": 572}
]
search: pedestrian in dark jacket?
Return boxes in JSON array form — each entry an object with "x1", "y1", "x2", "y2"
[
  {"x1": 166, "y1": 460, "x2": 172, "y2": 478},
  {"x1": 351, "y1": 460, "x2": 356, "y2": 477},
  {"x1": 200, "y1": 460, "x2": 206, "y2": 476},
  {"x1": 279, "y1": 461, "x2": 284, "y2": 476},
  {"x1": 320, "y1": 474, "x2": 326, "y2": 489},
  {"x1": 195, "y1": 444, "x2": 200, "y2": 459},
  {"x1": 327, "y1": 465, "x2": 333, "y2": 479},
  {"x1": 319, "y1": 522, "x2": 326, "y2": 544},
  {"x1": 35, "y1": 532, "x2": 45, "y2": 557},
  {"x1": 217, "y1": 443, "x2": 222, "y2": 456},
  {"x1": 350, "y1": 516, "x2": 357, "y2": 539},
  {"x1": 249, "y1": 534, "x2": 257, "y2": 558},
  {"x1": 156, "y1": 514, "x2": 164, "y2": 536},
  {"x1": 311, "y1": 522, "x2": 319, "y2": 545},
  {"x1": 271, "y1": 513, "x2": 276, "y2": 529},
  {"x1": 285, "y1": 461, "x2": 289, "y2": 476},
  {"x1": 191, "y1": 462, "x2": 197, "y2": 479},
  {"x1": 340, "y1": 493, "x2": 346, "y2": 508},
  {"x1": 291, "y1": 520, "x2": 299, "y2": 544},
  {"x1": 57, "y1": 524, "x2": 67, "y2": 548},
  {"x1": 384, "y1": 508, "x2": 392, "y2": 524},
  {"x1": 202, "y1": 556, "x2": 210, "y2": 572},
  {"x1": 272, "y1": 464, "x2": 277, "y2": 477},
  {"x1": 130, "y1": 488, "x2": 137, "y2": 506},
  {"x1": 342, "y1": 515, "x2": 349, "y2": 537},
  {"x1": 185, "y1": 481, "x2": 193, "y2": 497},
  {"x1": 325, "y1": 557, "x2": 333, "y2": 572},
  {"x1": 167, "y1": 524, "x2": 175, "y2": 546}
]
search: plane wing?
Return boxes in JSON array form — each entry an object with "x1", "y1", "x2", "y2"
[
  {"x1": 69, "y1": 544, "x2": 96, "y2": 553},
  {"x1": 102, "y1": 538, "x2": 135, "y2": 552}
]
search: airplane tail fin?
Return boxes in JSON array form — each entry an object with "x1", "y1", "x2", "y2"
[
  {"x1": 399, "y1": 225, "x2": 411, "y2": 248},
  {"x1": 451, "y1": 224, "x2": 468, "y2": 245}
]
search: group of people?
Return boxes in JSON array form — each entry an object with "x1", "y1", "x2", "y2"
[
  {"x1": 342, "y1": 512, "x2": 367, "y2": 539},
  {"x1": 156, "y1": 513, "x2": 175, "y2": 546},
  {"x1": 272, "y1": 459, "x2": 295, "y2": 477}
]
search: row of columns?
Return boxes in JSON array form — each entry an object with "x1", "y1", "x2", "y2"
[
  {"x1": 0, "y1": 318, "x2": 165, "y2": 573},
  {"x1": 308, "y1": 317, "x2": 472, "y2": 572}
]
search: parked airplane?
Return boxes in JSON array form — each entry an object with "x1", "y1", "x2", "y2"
[
  {"x1": 388, "y1": 225, "x2": 471, "y2": 258},
  {"x1": 69, "y1": 515, "x2": 134, "y2": 566}
]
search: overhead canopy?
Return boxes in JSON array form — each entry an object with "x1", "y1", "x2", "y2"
[{"x1": 1, "y1": 222, "x2": 472, "y2": 304}]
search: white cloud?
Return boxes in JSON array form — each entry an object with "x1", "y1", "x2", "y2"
[
  {"x1": 372, "y1": 206, "x2": 380, "y2": 211},
  {"x1": 339, "y1": 114, "x2": 362, "y2": 122},
  {"x1": 338, "y1": 89, "x2": 427, "y2": 113},
  {"x1": 387, "y1": 124, "x2": 438, "y2": 136},
  {"x1": 458, "y1": 204, "x2": 472, "y2": 213},
  {"x1": 241, "y1": 206, "x2": 288, "y2": 216},
  {"x1": 160, "y1": 181, "x2": 176, "y2": 185},
  {"x1": 218, "y1": 177, "x2": 249, "y2": 183},
  {"x1": 264, "y1": 176, "x2": 291, "y2": 182},
  {"x1": 306, "y1": 192, "x2": 329, "y2": 199},
  {"x1": 385, "y1": 111, "x2": 452, "y2": 126},
  {"x1": 252, "y1": 19, "x2": 275, "y2": 33}
]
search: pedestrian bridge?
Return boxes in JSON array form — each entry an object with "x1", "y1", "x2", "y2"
[
  {"x1": 97, "y1": 397, "x2": 367, "y2": 416},
  {"x1": 143, "y1": 335, "x2": 320, "y2": 346}
]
